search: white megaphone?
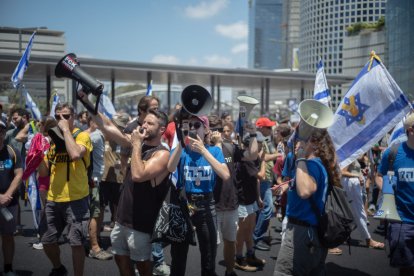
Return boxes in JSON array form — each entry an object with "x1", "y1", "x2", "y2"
[
  {"x1": 297, "y1": 99, "x2": 334, "y2": 141},
  {"x1": 374, "y1": 172, "x2": 402, "y2": 222},
  {"x1": 237, "y1": 95, "x2": 259, "y2": 122}
]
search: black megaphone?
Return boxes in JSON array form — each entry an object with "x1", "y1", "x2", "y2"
[
  {"x1": 55, "y1": 53, "x2": 103, "y2": 96},
  {"x1": 181, "y1": 84, "x2": 213, "y2": 116}
]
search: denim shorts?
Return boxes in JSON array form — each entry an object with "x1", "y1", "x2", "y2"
[
  {"x1": 110, "y1": 222, "x2": 152, "y2": 262},
  {"x1": 388, "y1": 222, "x2": 414, "y2": 268},
  {"x1": 39, "y1": 196, "x2": 90, "y2": 246},
  {"x1": 238, "y1": 202, "x2": 259, "y2": 219}
]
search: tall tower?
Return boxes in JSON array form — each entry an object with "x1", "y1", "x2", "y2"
[
  {"x1": 299, "y1": 0, "x2": 387, "y2": 107},
  {"x1": 386, "y1": 0, "x2": 414, "y2": 100},
  {"x1": 248, "y1": 0, "x2": 284, "y2": 70}
]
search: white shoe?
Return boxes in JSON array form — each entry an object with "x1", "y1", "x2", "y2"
[
  {"x1": 33, "y1": 242, "x2": 44, "y2": 250},
  {"x1": 153, "y1": 262, "x2": 170, "y2": 275}
]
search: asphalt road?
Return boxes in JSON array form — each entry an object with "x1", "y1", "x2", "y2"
[{"x1": 1, "y1": 200, "x2": 398, "y2": 276}]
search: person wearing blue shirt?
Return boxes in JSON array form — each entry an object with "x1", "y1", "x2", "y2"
[
  {"x1": 168, "y1": 114, "x2": 230, "y2": 276},
  {"x1": 274, "y1": 128, "x2": 341, "y2": 276},
  {"x1": 377, "y1": 113, "x2": 414, "y2": 276}
]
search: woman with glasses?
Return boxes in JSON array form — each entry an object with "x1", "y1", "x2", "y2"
[{"x1": 168, "y1": 114, "x2": 230, "y2": 276}]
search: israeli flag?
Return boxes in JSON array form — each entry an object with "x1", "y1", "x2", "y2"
[
  {"x1": 49, "y1": 93, "x2": 60, "y2": 118},
  {"x1": 27, "y1": 173, "x2": 41, "y2": 229},
  {"x1": 388, "y1": 119, "x2": 407, "y2": 147},
  {"x1": 24, "y1": 89, "x2": 42, "y2": 120},
  {"x1": 11, "y1": 32, "x2": 36, "y2": 88},
  {"x1": 146, "y1": 80, "x2": 153, "y2": 96},
  {"x1": 169, "y1": 127, "x2": 180, "y2": 187},
  {"x1": 313, "y1": 59, "x2": 331, "y2": 106},
  {"x1": 99, "y1": 94, "x2": 116, "y2": 119},
  {"x1": 329, "y1": 56, "x2": 411, "y2": 169}
]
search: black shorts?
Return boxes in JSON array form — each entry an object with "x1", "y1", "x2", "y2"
[{"x1": 100, "y1": 181, "x2": 121, "y2": 206}]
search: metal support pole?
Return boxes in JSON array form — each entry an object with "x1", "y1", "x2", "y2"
[
  {"x1": 167, "y1": 72, "x2": 171, "y2": 112},
  {"x1": 46, "y1": 71, "x2": 51, "y2": 114},
  {"x1": 260, "y1": 78, "x2": 265, "y2": 115},
  {"x1": 265, "y1": 78, "x2": 270, "y2": 113}
]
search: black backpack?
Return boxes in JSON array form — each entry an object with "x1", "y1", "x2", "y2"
[{"x1": 310, "y1": 181, "x2": 357, "y2": 249}]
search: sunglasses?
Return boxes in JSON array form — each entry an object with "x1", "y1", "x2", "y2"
[
  {"x1": 189, "y1": 121, "x2": 202, "y2": 129},
  {"x1": 55, "y1": 114, "x2": 72, "y2": 120}
]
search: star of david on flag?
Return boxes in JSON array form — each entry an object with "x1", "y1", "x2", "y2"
[{"x1": 328, "y1": 52, "x2": 412, "y2": 169}]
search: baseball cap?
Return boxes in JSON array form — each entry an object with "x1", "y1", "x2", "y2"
[
  {"x1": 112, "y1": 112, "x2": 130, "y2": 130},
  {"x1": 194, "y1": 115, "x2": 209, "y2": 129},
  {"x1": 256, "y1": 117, "x2": 276, "y2": 128},
  {"x1": 403, "y1": 113, "x2": 414, "y2": 130},
  {"x1": 243, "y1": 131, "x2": 265, "y2": 145}
]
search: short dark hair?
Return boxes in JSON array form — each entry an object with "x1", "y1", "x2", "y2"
[
  {"x1": 147, "y1": 109, "x2": 168, "y2": 127},
  {"x1": 137, "y1": 95, "x2": 160, "y2": 115},
  {"x1": 12, "y1": 107, "x2": 30, "y2": 119},
  {"x1": 55, "y1": 103, "x2": 75, "y2": 114}
]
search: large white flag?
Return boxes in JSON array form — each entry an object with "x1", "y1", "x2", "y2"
[
  {"x1": 328, "y1": 53, "x2": 412, "y2": 169},
  {"x1": 24, "y1": 89, "x2": 42, "y2": 120},
  {"x1": 313, "y1": 59, "x2": 331, "y2": 107},
  {"x1": 11, "y1": 32, "x2": 36, "y2": 88}
]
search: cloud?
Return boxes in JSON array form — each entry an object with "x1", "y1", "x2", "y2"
[
  {"x1": 215, "y1": 21, "x2": 247, "y2": 39},
  {"x1": 203, "y1": 54, "x2": 231, "y2": 67},
  {"x1": 231, "y1": 43, "x2": 248, "y2": 54},
  {"x1": 185, "y1": 0, "x2": 228, "y2": 19},
  {"x1": 151, "y1": 55, "x2": 180, "y2": 65}
]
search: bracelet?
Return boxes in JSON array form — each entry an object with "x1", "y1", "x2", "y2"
[
  {"x1": 249, "y1": 133, "x2": 257, "y2": 137},
  {"x1": 295, "y1": 158, "x2": 307, "y2": 163}
]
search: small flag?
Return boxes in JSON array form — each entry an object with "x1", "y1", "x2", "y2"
[
  {"x1": 170, "y1": 129, "x2": 179, "y2": 187},
  {"x1": 99, "y1": 94, "x2": 117, "y2": 119},
  {"x1": 387, "y1": 119, "x2": 407, "y2": 147},
  {"x1": 27, "y1": 173, "x2": 42, "y2": 229},
  {"x1": 328, "y1": 52, "x2": 411, "y2": 169},
  {"x1": 313, "y1": 58, "x2": 331, "y2": 107},
  {"x1": 24, "y1": 88, "x2": 42, "y2": 120},
  {"x1": 11, "y1": 32, "x2": 36, "y2": 88},
  {"x1": 146, "y1": 80, "x2": 153, "y2": 96},
  {"x1": 49, "y1": 92, "x2": 60, "y2": 118}
]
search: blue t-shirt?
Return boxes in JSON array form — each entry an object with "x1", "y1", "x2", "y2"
[
  {"x1": 286, "y1": 158, "x2": 328, "y2": 226},
  {"x1": 378, "y1": 142, "x2": 414, "y2": 223},
  {"x1": 173, "y1": 145, "x2": 225, "y2": 193}
]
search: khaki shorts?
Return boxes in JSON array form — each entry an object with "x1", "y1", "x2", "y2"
[
  {"x1": 216, "y1": 209, "x2": 238, "y2": 243},
  {"x1": 110, "y1": 222, "x2": 152, "y2": 262}
]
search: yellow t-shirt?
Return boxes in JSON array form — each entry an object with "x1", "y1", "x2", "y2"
[{"x1": 47, "y1": 129, "x2": 92, "y2": 202}]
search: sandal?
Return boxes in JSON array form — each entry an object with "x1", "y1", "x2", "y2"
[
  {"x1": 368, "y1": 240, "x2": 385, "y2": 250},
  {"x1": 328, "y1": 247, "x2": 343, "y2": 255}
]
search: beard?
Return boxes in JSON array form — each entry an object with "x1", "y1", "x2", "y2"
[{"x1": 144, "y1": 130, "x2": 158, "y2": 141}]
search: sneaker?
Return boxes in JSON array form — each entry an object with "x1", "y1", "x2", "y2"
[
  {"x1": 234, "y1": 257, "x2": 257, "y2": 272},
  {"x1": 49, "y1": 265, "x2": 68, "y2": 276},
  {"x1": 246, "y1": 253, "x2": 266, "y2": 267},
  {"x1": 88, "y1": 249, "x2": 113, "y2": 260},
  {"x1": 225, "y1": 270, "x2": 238, "y2": 276},
  {"x1": 153, "y1": 261, "x2": 170, "y2": 276},
  {"x1": 33, "y1": 241, "x2": 44, "y2": 250},
  {"x1": 254, "y1": 240, "x2": 270, "y2": 251}
]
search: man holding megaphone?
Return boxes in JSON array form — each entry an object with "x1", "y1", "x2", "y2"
[{"x1": 376, "y1": 112, "x2": 414, "y2": 276}]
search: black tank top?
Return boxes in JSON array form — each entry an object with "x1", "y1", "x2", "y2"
[{"x1": 116, "y1": 144, "x2": 169, "y2": 233}]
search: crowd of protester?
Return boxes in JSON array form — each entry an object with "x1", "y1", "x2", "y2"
[{"x1": 0, "y1": 92, "x2": 413, "y2": 276}]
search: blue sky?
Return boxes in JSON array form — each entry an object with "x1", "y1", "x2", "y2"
[{"x1": 1, "y1": 0, "x2": 249, "y2": 68}]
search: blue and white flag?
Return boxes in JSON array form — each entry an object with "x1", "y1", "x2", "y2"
[
  {"x1": 99, "y1": 94, "x2": 117, "y2": 119},
  {"x1": 328, "y1": 53, "x2": 412, "y2": 169},
  {"x1": 170, "y1": 130, "x2": 179, "y2": 187},
  {"x1": 146, "y1": 80, "x2": 153, "y2": 96},
  {"x1": 27, "y1": 173, "x2": 42, "y2": 229},
  {"x1": 11, "y1": 32, "x2": 36, "y2": 88},
  {"x1": 49, "y1": 92, "x2": 60, "y2": 118},
  {"x1": 387, "y1": 119, "x2": 407, "y2": 147},
  {"x1": 313, "y1": 59, "x2": 331, "y2": 107},
  {"x1": 24, "y1": 89, "x2": 42, "y2": 120}
]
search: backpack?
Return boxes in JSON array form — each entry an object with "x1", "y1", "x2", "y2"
[{"x1": 310, "y1": 178, "x2": 357, "y2": 249}]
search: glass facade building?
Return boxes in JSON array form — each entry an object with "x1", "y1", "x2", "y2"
[
  {"x1": 248, "y1": 0, "x2": 284, "y2": 70},
  {"x1": 386, "y1": 0, "x2": 414, "y2": 100},
  {"x1": 299, "y1": 0, "x2": 387, "y2": 107}
]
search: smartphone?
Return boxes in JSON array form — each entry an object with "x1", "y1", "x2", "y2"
[{"x1": 189, "y1": 131, "x2": 197, "y2": 139}]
